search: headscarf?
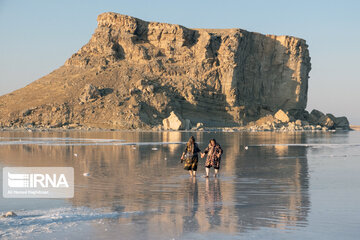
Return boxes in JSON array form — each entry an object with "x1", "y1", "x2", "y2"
[{"x1": 187, "y1": 136, "x2": 196, "y2": 153}]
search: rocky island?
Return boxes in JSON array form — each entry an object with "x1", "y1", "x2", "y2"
[{"x1": 0, "y1": 12, "x2": 350, "y2": 131}]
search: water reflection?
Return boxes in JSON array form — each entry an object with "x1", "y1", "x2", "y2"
[
  {"x1": 183, "y1": 178, "x2": 199, "y2": 233},
  {"x1": 0, "y1": 131, "x2": 315, "y2": 237},
  {"x1": 204, "y1": 178, "x2": 222, "y2": 227}
]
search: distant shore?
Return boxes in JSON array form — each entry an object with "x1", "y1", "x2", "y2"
[
  {"x1": 0, "y1": 126, "x2": 354, "y2": 133},
  {"x1": 350, "y1": 125, "x2": 360, "y2": 131}
]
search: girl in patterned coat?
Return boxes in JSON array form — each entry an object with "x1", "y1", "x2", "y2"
[{"x1": 201, "y1": 139, "x2": 223, "y2": 177}]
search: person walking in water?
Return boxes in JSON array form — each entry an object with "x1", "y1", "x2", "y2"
[
  {"x1": 181, "y1": 136, "x2": 201, "y2": 177},
  {"x1": 201, "y1": 139, "x2": 223, "y2": 178}
]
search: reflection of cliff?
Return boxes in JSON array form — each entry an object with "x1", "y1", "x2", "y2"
[
  {"x1": 230, "y1": 132, "x2": 310, "y2": 229},
  {"x1": 0, "y1": 131, "x2": 310, "y2": 235}
]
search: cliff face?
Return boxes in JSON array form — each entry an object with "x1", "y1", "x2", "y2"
[{"x1": 0, "y1": 12, "x2": 311, "y2": 129}]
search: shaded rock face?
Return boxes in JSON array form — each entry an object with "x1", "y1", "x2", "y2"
[{"x1": 0, "y1": 12, "x2": 312, "y2": 129}]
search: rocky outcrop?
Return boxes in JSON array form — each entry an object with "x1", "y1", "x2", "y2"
[
  {"x1": 0, "y1": 12, "x2": 349, "y2": 130},
  {"x1": 67, "y1": 13, "x2": 311, "y2": 113}
]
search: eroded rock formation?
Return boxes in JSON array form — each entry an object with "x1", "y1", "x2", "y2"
[{"x1": 0, "y1": 12, "x2": 348, "y2": 130}]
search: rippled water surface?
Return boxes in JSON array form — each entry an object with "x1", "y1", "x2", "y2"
[{"x1": 0, "y1": 130, "x2": 360, "y2": 239}]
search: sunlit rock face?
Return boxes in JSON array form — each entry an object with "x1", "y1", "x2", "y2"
[{"x1": 0, "y1": 12, "x2": 311, "y2": 129}]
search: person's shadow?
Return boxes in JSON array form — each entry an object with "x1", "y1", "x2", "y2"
[{"x1": 204, "y1": 178, "x2": 223, "y2": 227}]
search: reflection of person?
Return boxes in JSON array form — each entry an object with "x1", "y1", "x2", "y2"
[
  {"x1": 204, "y1": 178, "x2": 222, "y2": 226},
  {"x1": 181, "y1": 136, "x2": 201, "y2": 177},
  {"x1": 182, "y1": 177, "x2": 199, "y2": 232},
  {"x1": 201, "y1": 139, "x2": 223, "y2": 177}
]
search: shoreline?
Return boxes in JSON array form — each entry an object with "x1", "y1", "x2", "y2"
[
  {"x1": 350, "y1": 125, "x2": 360, "y2": 131},
  {"x1": 0, "y1": 126, "x2": 354, "y2": 133}
]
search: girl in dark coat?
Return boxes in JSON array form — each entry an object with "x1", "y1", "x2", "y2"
[{"x1": 181, "y1": 136, "x2": 201, "y2": 177}]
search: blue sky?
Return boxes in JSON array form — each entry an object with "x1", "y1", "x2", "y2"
[{"x1": 0, "y1": 0, "x2": 359, "y2": 123}]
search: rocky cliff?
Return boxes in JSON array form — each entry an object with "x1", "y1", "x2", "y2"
[{"x1": 0, "y1": 12, "x2": 348, "y2": 130}]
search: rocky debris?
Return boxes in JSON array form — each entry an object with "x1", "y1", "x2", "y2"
[
  {"x1": 274, "y1": 109, "x2": 290, "y2": 123},
  {"x1": 318, "y1": 115, "x2": 335, "y2": 129},
  {"x1": 162, "y1": 111, "x2": 184, "y2": 130},
  {"x1": 0, "y1": 12, "x2": 350, "y2": 131},
  {"x1": 306, "y1": 109, "x2": 350, "y2": 130},
  {"x1": 195, "y1": 122, "x2": 204, "y2": 130},
  {"x1": 21, "y1": 109, "x2": 32, "y2": 117},
  {"x1": 1, "y1": 211, "x2": 17, "y2": 218},
  {"x1": 79, "y1": 84, "x2": 101, "y2": 103},
  {"x1": 255, "y1": 115, "x2": 277, "y2": 126},
  {"x1": 68, "y1": 123, "x2": 80, "y2": 128},
  {"x1": 309, "y1": 109, "x2": 325, "y2": 124},
  {"x1": 161, "y1": 112, "x2": 192, "y2": 130},
  {"x1": 333, "y1": 116, "x2": 350, "y2": 130},
  {"x1": 295, "y1": 119, "x2": 303, "y2": 126},
  {"x1": 245, "y1": 108, "x2": 350, "y2": 131}
]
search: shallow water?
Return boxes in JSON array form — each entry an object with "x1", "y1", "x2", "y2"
[{"x1": 0, "y1": 130, "x2": 359, "y2": 239}]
